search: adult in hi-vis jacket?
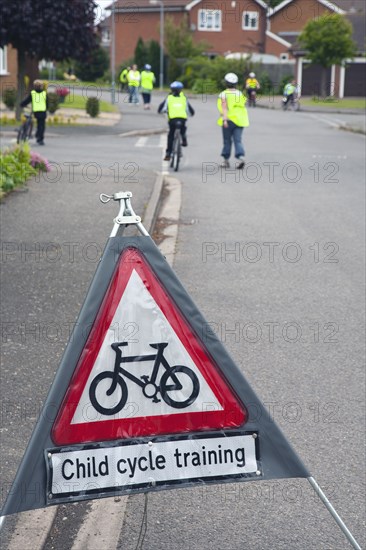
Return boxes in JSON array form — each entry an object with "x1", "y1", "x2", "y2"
[
  {"x1": 20, "y1": 79, "x2": 48, "y2": 145},
  {"x1": 217, "y1": 72, "x2": 249, "y2": 169}
]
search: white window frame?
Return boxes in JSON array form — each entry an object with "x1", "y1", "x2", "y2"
[
  {"x1": 198, "y1": 9, "x2": 222, "y2": 32},
  {"x1": 102, "y1": 29, "x2": 111, "y2": 44},
  {"x1": 242, "y1": 11, "x2": 259, "y2": 31},
  {"x1": 0, "y1": 46, "x2": 8, "y2": 75}
]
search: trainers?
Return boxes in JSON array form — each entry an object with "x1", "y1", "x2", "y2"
[
  {"x1": 220, "y1": 159, "x2": 230, "y2": 168},
  {"x1": 163, "y1": 154, "x2": 171, "y2": 161},
  {"x1": 182, "y1": 138, "x2": 187, "y2": 147},
  {"x1": 236, "y1": 157, "x2": 245, "y2": 169}
]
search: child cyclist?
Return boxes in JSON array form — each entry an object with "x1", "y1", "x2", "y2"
[{"x1": 157, "y1": 81, "x2": 195, "y2": 161}]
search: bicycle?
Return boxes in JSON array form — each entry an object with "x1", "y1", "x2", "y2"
[
  {"x1": 89, "y1": 341, "x2": 200, "y2": 415},
  {"x1": 170, "y1": 120, "x2": 183, "y2": 172},
  {"x1": 282, "y1": 95, "x2": 300, "y2": 112},
  {"x1": 246, "y1": 89, "x2": 258, "y2": 108},
  {"x1": 17, "y1": 111, "x2": 33, "y2": 143}
]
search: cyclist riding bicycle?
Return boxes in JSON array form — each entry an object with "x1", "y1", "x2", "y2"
[
  {"x1": 282, "y1": 79, "x2": 300, "y2": 107},
  {"x1": 245, "y1": 72, "x2": 260, "y2": 105},
  {"x1": 158, "y1": 81, "x2": 195, "y2": 161}
]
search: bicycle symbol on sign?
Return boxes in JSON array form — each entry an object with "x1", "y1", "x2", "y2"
[{"x1": 89, "y1": 341, "x2": 200, "y2": 416}]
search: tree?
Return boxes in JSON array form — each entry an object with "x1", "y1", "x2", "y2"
[
  {"x1": 165, "y1": 15, "x2": 209, "y2": 82},
  {"x1": 299, "y1": 14, "x2": 356, "y2": 97},
  {"x1": 0, "y1": 0, "x2": 98, "y2": 117},
  {"x1": 134, "y1": 37, "x2": 147, "y2": 69},
  {"x1": 133, "y1": 38, "x2": 161, "y2": 76},
  {"x1": 74, "y1": 42, "x2": 109, "y2": 82},
  {"x1": 266, "y1": 0, "x2": 283, "y2": 7}
]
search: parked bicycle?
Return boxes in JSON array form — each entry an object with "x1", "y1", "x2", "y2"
[
  {"x1": 89, "y1": 341, "x2": 200, "y2": 415},
  {"x1": 17, "y1": 110, "x2": 33, "y2": 143},
  {"x1": 170, "y1": 120, "x2": 183, "y2": 172}
]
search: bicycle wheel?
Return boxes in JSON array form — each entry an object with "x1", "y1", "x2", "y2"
[
  {"x1": 26, "y1": 119, "x2": 33, "y2": 139},
  {"x1": 17, "y1": 124, "x2": 27, "y2": 144},
  {"x1": 89, "y1": 372, "x2": 128, "y2": 416},
  {"x1": 160, "y1": 365, "x2": 200, "y2": 409},
  {"x1": 172, "y1": 132, "x2": 181, "y2": 172}
]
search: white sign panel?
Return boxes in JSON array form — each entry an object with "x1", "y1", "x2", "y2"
[{"x1": 48, "y1": 433, "x2": 259, "y2": 499}]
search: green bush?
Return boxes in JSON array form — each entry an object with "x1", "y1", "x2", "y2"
[
  {"x1": 191, "y1": 78, "x2": 219, "y2": 95},
  {"x1": 182, "y1": 56, "x2": 258, "y2": 93},
  {"x1": 86, "y1": 97, "x2": 100, "y2": 118},
  {"x1": 47, "y1": 92, "x2": 60, "y2": 114},
  {"x1": 0, "y1": 144, "x2": 37, "y2": 198},
  {"x1": 2, "y1": 88, "x2": 17, "y2": 110}
]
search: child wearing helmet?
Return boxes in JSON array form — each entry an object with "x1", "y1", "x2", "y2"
[
  {"x1": 158, "y1": 82, "x2": 195, "y2": 161},
  {"x1": 245, "y1": 72, "x2": 260, "y2": 106},
  {"x1": 140, "y1": 64, "x2": 156, "y2": 109},
  {"x1": 217, "y1": 73, "x2": 249, "y2": 169}
]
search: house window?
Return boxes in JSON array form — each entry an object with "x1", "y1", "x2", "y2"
[
  {"x1": 198, "y1": 9, "x2": 222, "y2": 31},
  {"x1": 242, "y1": 11, "x2": 259, "y2": 30},
  {"x1": 0, "y1": 47, "x2": 8, "y2": 74},
  {"x1": 102, "y1": 29, "x2": 111, "y2": 44}
]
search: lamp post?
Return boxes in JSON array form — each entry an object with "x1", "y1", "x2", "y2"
[
  {"x1": 149, "y1": 0, "x2": 164, "y2": 89},
  {"x1": 111, "y1": 0, "x2": 116, "y2": 104}
]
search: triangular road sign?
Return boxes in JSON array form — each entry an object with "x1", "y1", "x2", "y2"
[
  {"x1": 52, "y1": 247, "x2": 246, "y2": 445},
  {"x1": 1, "y1": 236, "x2": 309, "y2": 517}
]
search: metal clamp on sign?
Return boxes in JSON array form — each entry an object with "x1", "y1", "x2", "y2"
[{"x1": 100, "y1": 191, "x2": 149, "y2": 237}]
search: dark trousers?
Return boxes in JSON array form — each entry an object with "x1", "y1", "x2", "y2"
[
  {"x1": 167, "y1": 119, "x2": 187, "y2": 154},
  {"x1": 35, "y1": 112, "x2": 46, "y2": 142},
  {"x1": 142, "y1": 92, "x2": 151, "y2": 105},
  {"x1": 284, "y1": 93, "x2": 294, "y2": 105}
]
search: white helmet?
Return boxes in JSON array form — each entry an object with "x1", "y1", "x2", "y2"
[
  {"x1": 249, "y1": 72, "x2": 255, "y2": 78},
  {"x1": 224, "y1": 72, "x2": 238, "y2": 85}
]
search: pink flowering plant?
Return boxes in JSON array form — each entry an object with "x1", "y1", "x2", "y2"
[
  {"x1": 30, "y1": 151, "x2": 51, "y2": 172},
  {"x1": 56, "y1": 87, "x2": 70, "y2": 98}
]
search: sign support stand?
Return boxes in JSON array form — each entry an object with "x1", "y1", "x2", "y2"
[{"x1": 307, "y1": 477, "x2": 362, "y2": 550}]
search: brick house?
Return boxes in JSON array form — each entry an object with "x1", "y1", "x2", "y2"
[
  {"x1": 0, "y1": 45, "x2": 18, "y2": 93},
  {"x1": 266, "y1": 0, "x2": 366, "y2": 97},
  {"x1": 107, "y1": 0, "x2": 269, "y2": 64}
]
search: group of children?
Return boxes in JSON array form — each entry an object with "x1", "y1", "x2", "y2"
[{"x1": 119, "y1": 64, "x2": 156, "y2": 109}]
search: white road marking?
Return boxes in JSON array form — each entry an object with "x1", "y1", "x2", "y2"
[
  {"x1": 307, "y1": 113, "x2": 343, "y2": 128},
  {"x1": 6, "y1": 508, "x2": 58, "y2": 550},
  {"x1": 71, "y1": 496, "x2": 127, "y2": 550},
  {"x1": 135, "y1": 136, "x2": 148, "y2": 147}
]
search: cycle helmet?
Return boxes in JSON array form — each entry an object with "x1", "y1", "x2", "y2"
[
  {"x1": 224, "y1": 73, "x2": 238, "y2": 85},
  {"x1": 170, "y1": 81, "x2": 184, "y2": 90},
  {"x1": 249, "y1": 72, "x2": 255, "y2": 78},
  {"x1": 144, "y1": 64, "x2": 152, "y2": 70}
]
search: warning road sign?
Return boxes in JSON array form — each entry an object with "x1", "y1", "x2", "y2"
[
  {"x1": 52, "y1": 247, "x2": 246, "y2": 445},
  {"x1": 0, "y1": 235, "x2": 309, "y2": 517}
]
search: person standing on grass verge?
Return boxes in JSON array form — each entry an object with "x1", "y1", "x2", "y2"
[
  {"x1": 140, "y1": 64, "x2": 156, "y2": 109},
  {"x1": 20, "y1": 79, "x2": 48, "y2": 146},
  {"x1": 217, "y1": 72, "x2": 249, "y2": 169},
  {"x1": 127, "y1": 64, "x2": 141, "y2": 105}
]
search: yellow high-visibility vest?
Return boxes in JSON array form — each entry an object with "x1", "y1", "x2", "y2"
[
  {"x1": 31, "y1": 90, "x2": 47, "y2": 112},
  {"x1": 127, "y1": 70, "x2": 140, "y2": 87},
  {"x1": 167, "y1": 94, "x2": 188, "y2": 119},
  {"x1": 217, "y1": 89, "x2": 249, "y2": 127},
  {"x1": 140, "y1": 71, "x2": 155, "y2": 90}
]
